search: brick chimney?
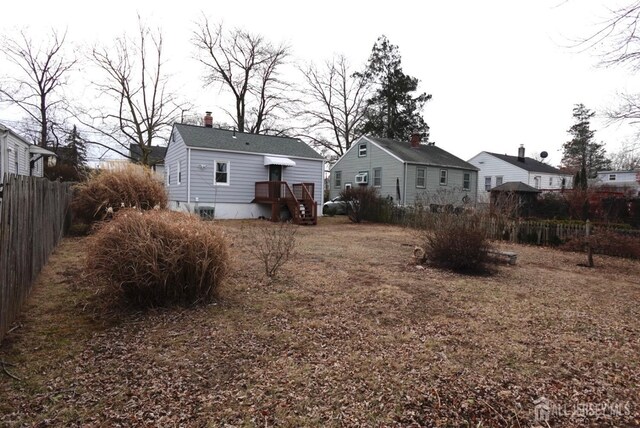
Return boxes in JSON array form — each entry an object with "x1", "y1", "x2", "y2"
[
  {"x1": 410, "y1": 131, "x2": 421, "y2": 148},
  {"x1": 204, "y1": 111, "x2": 213, "y2": 128},
  {"x1": 517, "y1": 144, "x2": 525, "y2": 162}
]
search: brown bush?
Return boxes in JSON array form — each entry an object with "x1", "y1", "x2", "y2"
[
  {"x1": 87, "y1": 210, "x2": 230, "y2": 306},
  {"x1": 561, "y1": 229, "x2": 640, "y2": 259},
  {"x1": 244, "y1": 222, "x2": 298, "y2": 278},
  {"x1": 72, "y1": 164, "x2": 167, "y2": 224},
  {"x1": 423, "y1": 214, "x2": 494, "y2": 273},
  {"x1": 340, "y1": 186, "x2": 382, "y2": 223}
]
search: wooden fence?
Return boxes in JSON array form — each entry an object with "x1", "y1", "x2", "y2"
[{"x1": 0, "y1": 175, "x2": 73, "y2": 343}]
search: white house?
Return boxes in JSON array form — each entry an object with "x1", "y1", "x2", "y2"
[
  {"x1": 468, "y1": 145, "x2": 573, "y2": 201},
  {"x1": 593, "y1": 170, "x2": 640, "y2": 196},
  {"x1": 0, "y1": 123, "x2": 56, "y2": 179}
]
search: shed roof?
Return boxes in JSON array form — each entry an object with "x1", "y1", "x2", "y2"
[
  {"x1": 365, "y1": 136, "x2": 478, "y2": 170},
  {"x1": 174, "y1": 124, "x2": 323, "y2": 160},
  {"x1": 129, "y1": 144, "x2": 167, "y2": 165},
  {"x1": 490, "y1": 181, "x2": 541, "y2": 193}
]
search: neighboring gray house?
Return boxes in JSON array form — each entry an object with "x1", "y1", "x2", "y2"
[
  {"x1": 329, "y1": 134, "x2": 479, "y2": 207},
  {"x1": 129, "y1": 144, "x2": 167, "y2": 178},
  {"x1": 468, "y1": 145, "x2": 573, "y2": 202},
  {"x1": 0, "y1": 123, "x2": 55, "y2": 179},
  {"x1": 165, "y1": 122, "x2": 324, "y2": 223}
]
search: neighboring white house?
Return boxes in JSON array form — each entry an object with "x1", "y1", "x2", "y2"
[
  {"x1": 0, "y1": 123, "x2": 56, "y2": 179},
  {"x1": 164, "y1": 117, "x2": 324, "y2": 223},
  {"x1": 593, "y1": 170, "x2": 640, "y2": 196},
  {"x1": 468, "y1": 145, "x2": 573, "y2": 202}
]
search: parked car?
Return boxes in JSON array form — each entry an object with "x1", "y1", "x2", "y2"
[{"x1": 323, "y1": 196, "x2": 347, "y2": 215}]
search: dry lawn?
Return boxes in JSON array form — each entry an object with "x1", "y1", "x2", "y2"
[{"x1": 1, "y1": 217, "x2": 639, "y2": 427}]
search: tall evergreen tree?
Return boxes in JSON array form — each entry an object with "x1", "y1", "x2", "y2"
[
  {"x1": 561, "y1": 104, "x2": 610, "y2": 179},
  {"x1": 360, "y1": 36, "x2": 431, "y2": 141},
  {"x1": 64, "y1": 125, "x2": 87, "y2": 168}
]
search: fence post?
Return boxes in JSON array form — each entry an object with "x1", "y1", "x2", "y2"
[{"x1": 586, "y1": 219, "x2": 594, "y2": 267}]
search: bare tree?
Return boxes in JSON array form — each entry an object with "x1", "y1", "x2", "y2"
[
  {"x1": 580, "y1": 3, "x2": 640, "y2": 128},
  {"x1": 192, "y1": 18, "x2": 290, "y2": 134},
  {"x1": 297, "y1": 55, "x2": 371, "y2": 159},
  {"x1": 0, "y1": 29, "x2": 75, "y2": 147},
  {"x1": 80, "y1": 19, "x2": 186, "y2": 165},
  {"x1": 610, "y1": 140, "x2": 640, "y2": 170}
]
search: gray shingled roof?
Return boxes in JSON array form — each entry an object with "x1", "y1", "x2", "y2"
[
  {"x1": 129, "y1": 144, "x2": 167, "y2": 165},
  {"x1": 365, "y1": 136, "x2": 478, "y2": 170},
  {"x1": 491, "y1": 181, "x2": 540, "y2": 193},
  {"x1": 485, "y1": 152, "x2": 565, "y2": 174},
  {"x1": 174, "y1": 124, "x2": 323, "y2": 160}
]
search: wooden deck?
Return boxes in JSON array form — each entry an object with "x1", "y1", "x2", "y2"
[{"x1": 254, "y1": 181, "x2": 317, "y2": 225}]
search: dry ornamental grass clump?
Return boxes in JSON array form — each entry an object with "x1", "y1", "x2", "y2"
[
  {"x1": 423, "y1": 213, "x2": 494, "y2": 273},
  {"x1": 72, "y1": 164, "x2": 167, "y2": 224},
  {"x1": 87, "y1": 210, "x2": 230, "y2": 306}
]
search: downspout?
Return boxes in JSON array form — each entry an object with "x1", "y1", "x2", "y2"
[
  {"x1": 321, "y1": 160, "x2": 325, "y2": 208},
  {"x1": 403, "y1": 162, "x2": 408, "y2": 206},
  {"x1": 0, "y1": 129, "x2": 7, "y2": 179},
  {"x1": 187, "y1": 147, "x2": 192, "y2": 208}
]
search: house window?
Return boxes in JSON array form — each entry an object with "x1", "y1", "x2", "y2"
[
  {"x1": 358, "y1": 143, "x2": 367, "y2": 157},
  {"x1": 484, "y1": 176, "x2": 492, "y2": 191},
  {"x1": 496, "y1": 176, "x2": 503, "y2": 186},
  {"x1": 344, "y1": 182, "x2": 352, "y2": 189},
  {"x1": 609, "y1": 174, "x2": 617, "y2": 181},
  {"x1": 439, "y1": 169, "x2": 448, "y2": 186},
  {"x1": 549, "y1": 176, "x2": 553, "y2": 186},
  {"x1": 166, "y1": 166, "x2": 171, "y2": 185},
  {"x1": 373, "y1": 168, "x2": 382, "y2": 187},
  {"x1": 334, "y1": 171, "x2": 342, "y2": 188},
  {"x1": 214, "y1": 161, "x2": 229, "y2": 185},
  {"x1": 176, "y1": 162, "x2": 182, "y2": 184},
  {"x1": 416, "y1": 168, "x2": 426, "y2": 188},
  {"x1": 534, "y1": 176, "x2": 541, "y2": 189},
  {"x1": 463, "y1": 173, "x2": 470, "y2": 191}
]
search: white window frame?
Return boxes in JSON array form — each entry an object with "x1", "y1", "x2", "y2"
[
  {"x1": 176, "y1": 161, "x2": 181, "y2": 184},
  {"x1": 334, "y1": 171, "x2": 342, "y2": 188},
  {"x1": 495, "y1": 176, "x2": 503, "y2": 187},
  {"x1": 358, "y1": 143, "x2": 367, "y2": 157},
  {"x1": 484, "y1": 176, "x2": 492, "y2": 191},
  {"x1": 373, "y1": 167, "x2": 382, "y2": 187},
  {"x1": 609, "y1": 174, "x2": 617, "y2": 181},
  {"x1": 166, "y1": 166, "x2": 171, "y2": 185},
  {"x1": 416, "y1": 168, "x2": 426, "y2": 188},
  {"x1": 214, "y1": 160, "x2": 230, "y2": 186},
  {"x1": 439, "y1": 169, "x2": 448, "y2": 186},
  {"x1": 344, "y1": 182, "x2": 352, "y2": 189},
  {"x1": 549, "y1": 176, "x2": 553, "y2": 186},
  {"x1": 463, "y1": 172, "x2": 470, "y2": 191},
  {"x1": 534, "y1": 176, "x2": 541, "y2": 189}
]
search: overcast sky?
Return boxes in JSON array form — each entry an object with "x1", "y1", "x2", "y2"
[{"x1": 1, "y1": 0, "x2": 638, "y2": 165}]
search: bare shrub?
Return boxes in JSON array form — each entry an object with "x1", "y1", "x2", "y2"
[
  {"x1": 561, "y1": 229, "x2": 640, "y2": 259},
  {"x1": 340, "y1": 186, "x2": 381, "y2": 223},
  {"x1": 72, "y1": 164, "x2": 167, "y2": 224},
  {"x1": 422, "y1": 213, "x2": 494, "y2": 273},
  {"x1": 245, "y1": 222, "x2": 298, "y2": 278},
  {"x1": 87, "y1": 210, "x2": 230, "y2": 306}
]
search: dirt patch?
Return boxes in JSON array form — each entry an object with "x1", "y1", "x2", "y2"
[{"x1": 1, "y1": 218, "x2": 639, "y2": 426}]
